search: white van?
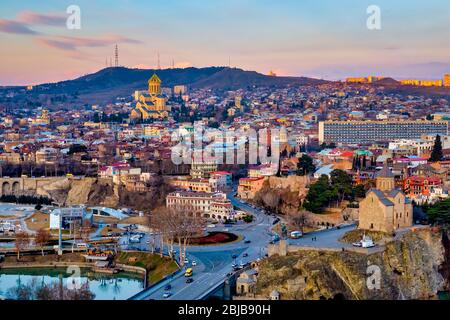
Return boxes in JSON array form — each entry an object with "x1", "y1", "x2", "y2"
[{"x1": 290, "y1": 231, "x2": 303, "y2": 239}]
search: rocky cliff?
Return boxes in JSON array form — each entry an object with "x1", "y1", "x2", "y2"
[
  {"x1": 35, "y1": 176, "x2": 170, "y2": 211},
  {"x1": 255, "y1": 228, "x2": 448, "y2": 300}
]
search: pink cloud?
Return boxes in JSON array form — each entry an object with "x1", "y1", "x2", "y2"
[
  {"x1": 36, "y1": 34, "x2": 142, "y2": 51},
  {"x1": 17, "y1": 11, "x2": 66, "y2": 26},
  {"x1": 0, "y1": 19, "x2": 39, "y2": 35}
]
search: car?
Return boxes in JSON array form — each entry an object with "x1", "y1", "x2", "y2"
[
  {"x1": 184, "y1": 259, "x2": 189, "y2": 264},
  {"x1": 243, "y1": 253, "x2": 248, "y2": 257},
  {"x1": 162, "y1": 292, "x2": 172, "y2": 299},
  {"x1": 186, "y1": 278, "x2": 194, "y2": 284},
  {"x1": 207, "y1": 224, "x2": 216, "y2": 228},
  {"x1": 192, "y1": 260, "x2": 197, "y2": 266},
  {"x1": 164, "y1": 284, "x2": 172, "y2": 291},
  {"x1": 231, "y1": 254, "x2": 238, "y2": 259},
  {"x1": 146, "y1": 240, "x2": 150, "y2": 244},
  {"x1": 244, "y1": 240, "x2": 251, "y2": 244}
]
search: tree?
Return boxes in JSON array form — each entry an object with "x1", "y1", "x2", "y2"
[
  {"x1": 15, "y1": 232, "x2": 30, "y2": 260},
  {"x1": 429, "y1": 135, "x2": 443, "y2": 162},
  {"x1": 288, "y1": 210, "x2": 308, "y2": 233},
  {"x1": 297, "y1": 154, "x2": 316, "y2": 176},
  {"x1": 330, "y1": 169, "x2": 353, "y2": 205},
  {"x1": 303, "y1": 175, "x2": 332, "y2": 213},
  {"x1": 426, "y1": 198, "x2": 450, "y2": 225},
  {"x1": 150, "y1": 207, "x2": 205, "y2": 265},
  {"x1": 35, "y1": 228, "x2": 50, "y2": 256}
]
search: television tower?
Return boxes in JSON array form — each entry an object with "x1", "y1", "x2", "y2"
[
  {"x1": 157, "y1": 51, "x2": 161, "y2": 70},
  {"x1": 115, "y1": 44, "x2": 119, "y2": 67}
]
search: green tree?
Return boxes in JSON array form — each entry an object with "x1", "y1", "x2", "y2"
[
  {"x1": 297, "y1": 154, "x2": 316, "y2": 176},
  {"x1": 429, "y1": 135, "x2": 443, "y2": 162},
  {"x1": 426, "y1": 198, "x2": 450, "y2": 224},
  {"x1": 303, "y1": 175, "x2": 331, "y2": 213},
  {"x1": 330, "y1": 169, "x2": 353, "y2": 204}
]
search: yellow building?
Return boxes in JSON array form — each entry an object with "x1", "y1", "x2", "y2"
[
  {"x1": 400, "y1": 79, "x2": 443, "y2": 87},
  {"x1": 346, "y1": 77, "x2": 368, "y2": 84},
  {"x1": 444, "y1": 74, "x2": 450, "y2": 87},
  {"x1": 130, "y1": 74, "x2": 171, "y2": 121}
]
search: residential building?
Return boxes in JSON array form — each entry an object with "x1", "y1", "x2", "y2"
[
  {"x1": 319, "y1": 120, "x2": 448, "y2": 145},
  {"x1": 237, "y1": 177, "x2": 265, "y2": 200},
  {"x1": 166, "y1": 191, "x2": 235, "y2": 221}
]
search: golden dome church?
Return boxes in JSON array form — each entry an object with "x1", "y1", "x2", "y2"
[{"x1": 130, "y1": 73, "x2": 171, "y2": 120}]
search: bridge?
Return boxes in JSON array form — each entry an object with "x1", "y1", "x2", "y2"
[{"x1": 0, "y1": 176, "x2": 70, "y2": 196}]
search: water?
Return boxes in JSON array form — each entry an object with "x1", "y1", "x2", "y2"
[
  {"x1": 0, "y1": 268, "x2": 144, "y2": 300},
  {"x1": 438, "y1": 291, "x2": 450, "y2": 300}
]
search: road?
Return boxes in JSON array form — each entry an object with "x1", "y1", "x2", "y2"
[{"x1": 130, "y1": 187, "x2": 275, "y2": 300}]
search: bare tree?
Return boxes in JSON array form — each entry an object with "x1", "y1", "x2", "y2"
[
  {"x1": 288, "y1": 210, "x2": 308, "y2": 234},
  {"x1": 150, "y1": 206, "x2": 205, "y2": 266},
  {"x1": 15, "y1": 232, "x2": 30, "y2": 260},
  {"x1": 35, "y1": 228, "x2": 50, "y2": 256}
]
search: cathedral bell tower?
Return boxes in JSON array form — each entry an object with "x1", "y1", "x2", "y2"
[
  {"x1": 148, "y1": 73, "x2": 162, "y2": 95},
  {"x1": 375, "y1": 164, "x2": 396, "y2": 192}
]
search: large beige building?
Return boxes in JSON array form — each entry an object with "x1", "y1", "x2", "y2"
[
  {"x1": 359, "y1": 166, "x2": 413, "y2": 233},
  {"x1": 130, "y1": 74, "x2": 171, "y2": 120},
  {"x1": 166, "y1": 191, "x2": 234, "y2": 221},
  {"x1": 318, "y1": 120, "x2": 448, "y2": 145}
]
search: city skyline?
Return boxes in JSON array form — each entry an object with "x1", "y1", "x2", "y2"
[{"x1": 1, "y1": 0, "x2": 450, "y2": 85}]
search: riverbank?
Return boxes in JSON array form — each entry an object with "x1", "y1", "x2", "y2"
[{"x1": 0, "y1": 251, "x2": 177, "y2": 287}]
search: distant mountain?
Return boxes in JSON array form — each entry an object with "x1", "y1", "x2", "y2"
[{"x1": 23, "y1": 67, "x2": 327, "y2": 105}]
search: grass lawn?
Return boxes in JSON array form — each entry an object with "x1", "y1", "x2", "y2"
[
  {"x1": 120, "y1": 216, "x2": 149, "y2": 225},
  {"x1": 24, "y1": 211, "x2": 49, "y2": 231},
  {"x1": 93, "y1": 216, "x2": 120, "y2": 224},
  {"x1": 115, "y1": 251, "x2": 178, "y2": 285},
  {"x1": 2, "y1": 252, "x2": 85, "y2": 265}
]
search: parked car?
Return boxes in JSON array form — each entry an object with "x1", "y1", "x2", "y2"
[
  {"x1": 243, "y1": 253, "x2": 248, "y2": 257},
  {"x1": 164, "y1": 284, "x2": 172, "y2": 291},
  {"x1": 290, "y1": 231, "x2": 303, "y2": 239},
  {"x1": 186, "y1": 278, "x2": 194, "y2": 284},
  {"x1": 192, "y1": 260, "x2": 197, "y2": 266},
  {"x1": 244, "y1": 240, "x2": 251, "y2": 244},
  {"x1": 162, "y1": 292, "x2": 172, "y2": 299}
]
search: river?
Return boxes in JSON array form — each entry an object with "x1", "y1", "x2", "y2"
[{"x1": 0, "y1": 267, "x2": 144, "y2": 300}]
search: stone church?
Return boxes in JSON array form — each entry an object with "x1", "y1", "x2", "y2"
[
  {"x1": 358, "y1": 165, "x2": 413, "y2": 233},
  {"x1": 130, "y1": 73, "x2": 171, "y2": 120}
]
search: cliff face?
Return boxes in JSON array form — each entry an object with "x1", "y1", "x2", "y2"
[
  {"x1": 255, "y1": 228, "x2": 447, "y2": 300},
  {"x1": 34, "y1": 176, "x2": 170, "y2": 211},
  {"x1": 253, "y1": 176, "x2": 309, "y2": 215}
]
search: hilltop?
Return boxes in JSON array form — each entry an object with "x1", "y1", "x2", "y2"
[{"x1": 2, "y1": 67, "x2": 327, "y2": 106}]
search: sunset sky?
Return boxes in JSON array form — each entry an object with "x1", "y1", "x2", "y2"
[{"x1": 1, "y1": 0, "x2": 449, "y2": 85}]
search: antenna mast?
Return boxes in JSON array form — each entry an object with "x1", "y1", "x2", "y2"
[
  {"x1": 115, "y1": 44, "x2": 119, "y2": 67},
  {"x1": 157, "y1": 51, "x2": 161, "y2": 70}
]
